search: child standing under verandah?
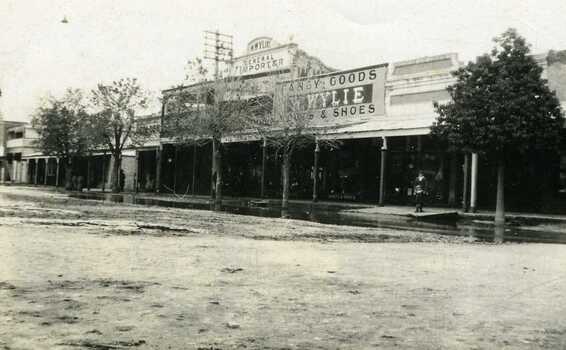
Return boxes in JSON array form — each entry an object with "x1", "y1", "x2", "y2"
[{"x1": 413, "y1": 171, "x2": 428, "y2": 213}]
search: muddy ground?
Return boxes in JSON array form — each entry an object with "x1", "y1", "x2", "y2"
[{"x1": 1, "y1": 186, "x2": 565, "y2": 349}]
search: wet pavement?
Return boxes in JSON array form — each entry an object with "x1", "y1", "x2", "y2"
[{"x1": 70, "y1": 192, "x2": 566, "y2": 245}]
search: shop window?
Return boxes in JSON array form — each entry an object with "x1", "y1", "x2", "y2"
[{"x1": 7, "y1": 131, "x2": 23, "y2": 140}]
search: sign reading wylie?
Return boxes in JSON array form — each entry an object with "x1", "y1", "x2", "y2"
[
  {"x1": 279, "y1": 64, "x2": 387, "y2": 125},
  {"x1": 247, "y1": 37, "x2": 275, "y2": 53},
  {"x1": 232, "y1": 47, "x2": 292, "y2": 77}
]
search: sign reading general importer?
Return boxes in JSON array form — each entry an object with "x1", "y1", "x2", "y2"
[
  {"x1": 278, "y1": 64, "x2": 387, "y2": 125},
  {"x1": 231, "y1": 47, "x2": 292, "y2": 77}
]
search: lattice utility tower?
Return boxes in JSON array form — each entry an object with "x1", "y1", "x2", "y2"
[{"x1": 203, "y1": 30, "x2": 233, "y2": 79}]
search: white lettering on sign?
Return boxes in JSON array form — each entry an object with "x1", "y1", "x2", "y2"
[
  {"x1": 277, "y1": 65, "x2": 388, "y2": 126},
  {"x1": 288, "y1": 84, "x2": 372, "y2": 111}
]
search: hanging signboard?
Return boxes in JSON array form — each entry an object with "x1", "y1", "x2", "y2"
[{"x1": 276, "y1": 64, "x2": 388, "y2": 126}]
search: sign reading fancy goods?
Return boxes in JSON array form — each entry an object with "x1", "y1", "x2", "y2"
[{"x1": 278, "y1": 64, "x2": 388, "y2": 125}]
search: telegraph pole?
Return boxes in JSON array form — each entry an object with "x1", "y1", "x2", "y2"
[
  {"x1": 203, "y1": 30, "x2": 234, "y2": 79},
  {"x1": 203, "y1": 30, "x2": 233, "y2": 204}
]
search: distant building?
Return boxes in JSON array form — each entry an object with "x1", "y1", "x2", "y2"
[
  {"x1": 0, "y1": 113, "x2": 159, "y2": 191},
  {"x1": 0, "y1": 119, "x2": 33, "y2": 183}
]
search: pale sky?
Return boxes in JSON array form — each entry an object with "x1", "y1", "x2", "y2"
[{"x1": 1, "y1": 0, "x2": 565, "y2": 122}]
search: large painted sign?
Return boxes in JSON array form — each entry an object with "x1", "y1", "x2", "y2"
[
  {"x1": 231, "y1": 46, "x2": 293, "y2": 77},
  {"x1": 277, "y1": 64, "x2": 388, "y2": 126}
]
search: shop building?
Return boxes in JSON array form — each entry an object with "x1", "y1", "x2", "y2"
[
  {"x1": 153, "y1": 39, "x2": 465, "y2": 207},
  {"x1": 152, "y1": 37, "x2": 566, "y2": 213}
]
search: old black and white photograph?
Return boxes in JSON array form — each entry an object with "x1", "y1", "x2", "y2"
[{"x1": 1, "y1": 1, "x2": 566, "y2": 349}]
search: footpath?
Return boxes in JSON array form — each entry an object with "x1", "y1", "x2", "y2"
[
  {"x1": 75, "y1": 187, "x2": 566, "y2": 226},
  {"x1": 5, "y1": 183, "x2": 566, "y2": 227}
]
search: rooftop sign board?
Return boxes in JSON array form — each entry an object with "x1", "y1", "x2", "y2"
[
  {"x1": 247, "y1": 37, "x2": 276, "y2": 54},
  {"x1": 230, "y1": 37, "x2": 294, "y2": 78},
  {"x1": 276, "y1": 64, "x2": 388, "y2": 126}
]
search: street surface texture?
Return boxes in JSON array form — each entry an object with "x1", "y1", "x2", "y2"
[{"x1": 1, "y1": 186, "x2": 565, "y2": 349}]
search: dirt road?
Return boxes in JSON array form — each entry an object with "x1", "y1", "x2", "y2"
[{"x1": 1, "y1": 186, "x2": 565, "y2": 349}]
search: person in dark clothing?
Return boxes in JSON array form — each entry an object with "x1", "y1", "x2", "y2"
[
  {"x1": 119, "y1": 169, "x2": 125, "y2": 191},
  {"x1": 413, "y1": 171, "x2": 428, "y2": 213}
]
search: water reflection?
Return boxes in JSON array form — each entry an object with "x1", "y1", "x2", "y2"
[{"x1": 68, "y1": 193, "x2": 566, "y2": 245}]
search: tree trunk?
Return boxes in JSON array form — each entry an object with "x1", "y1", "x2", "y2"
[
  {"x1": 191, "y1": 144, "x2": 197, "y2": 196},
  {"x1": 64, "y1": 159, "x2": 73, "y2": 190},
  {"x1": 494, "y1": 225, "x2": 505, "y2": 244},
  {"x1": 260, "y1": 139, "x2": 267, "y2": 198},
  {"x1": 281, "y1": 150, "x2": 291, "y2": 215},
  {"x1": 312, "y1": 142, "x2": 319, "y2": 202},
  {"x1": 210, "y1": 138, "x2": 223, "y2": 210},
  {"x1": 112, "y1": 153, "x2": 122, "y2": 193},
  {"x1": 211, "y1": 140, "x2": 217, "y2": 200},
  {"x1": 101, "y1": 154, "x2": 106, "y2": 193},
  {"x1": 214, "y1": 139, "x2": 223, "y2": 210},
  {"x1": 495, "y1": 160, "x2": 505, "y2": 226}
]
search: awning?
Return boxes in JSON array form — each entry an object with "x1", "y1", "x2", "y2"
[{"x1": 318, "y1": 114, "x2": 435, "y2": 140}]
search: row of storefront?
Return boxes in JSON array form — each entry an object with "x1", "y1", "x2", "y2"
[
  {"x1": 1, "y1": 154, "x2": 136, "y2": 191},
  {"x1": 147, "y1": 136, "x2": 464, "y2": 206},
  {"x1": 2, "y1": 37, "x2": 566, "y2": 213}
]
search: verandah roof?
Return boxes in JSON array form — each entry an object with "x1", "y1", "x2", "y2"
[
  {"x1": 221, "y1": 113, "x2": 435, "y2": 143},
  {"x1": 317, "y1": 113, "x2": 435, "y2": 140}
]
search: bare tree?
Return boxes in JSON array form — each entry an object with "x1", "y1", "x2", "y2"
[
  {"x1": 161, "y1": 59, "x2": 252, "y2": 208},
  {"x1": 245, "y1": 74, "x2": 341, "y2": 214},
  {"x1": 90, "y1": 78, "x2": 150, "y2": 193}
]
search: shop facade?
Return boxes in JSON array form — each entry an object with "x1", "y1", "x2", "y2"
[
  {"x1": 153, "y1": 39, "x2": 467, "y2": 206},
  {"x1": 152, "y1": 37, "x2": 566, "y2": 213},
  {"x1": 3, "y1": 36, "x2": 565, "y2": 213}
]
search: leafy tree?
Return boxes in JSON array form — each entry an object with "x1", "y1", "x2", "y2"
[
  {"x1": 431, "y1": 29, "x2": 564, "y2": 225},
  {"x1": 162, "y1": 59, "x2": 251, "y2": 208},
  {"x1": 90, "y1": 78, "x2": 150, "y2": 193},
  {"x1": 31, "y1": 89, "x2": 95, "y2": 190}
]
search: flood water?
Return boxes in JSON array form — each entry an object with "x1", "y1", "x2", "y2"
[{"x1": 70, "y1": 192, "x2": 566, "y2": 244}]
